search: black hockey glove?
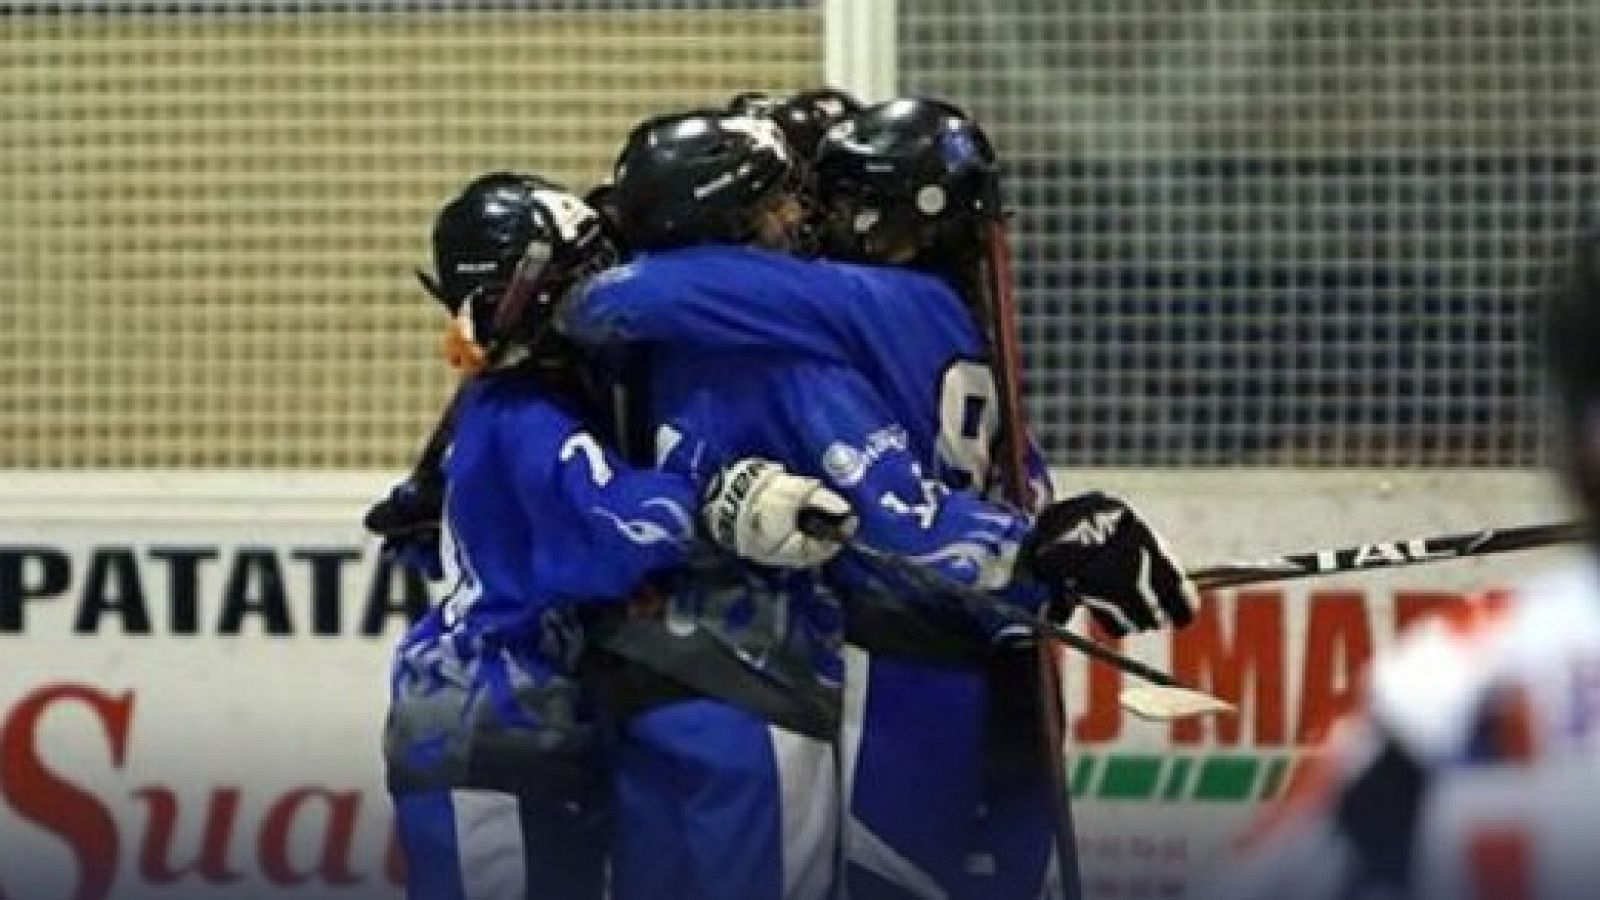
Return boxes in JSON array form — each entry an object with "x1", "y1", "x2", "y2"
[
  {"x1": 363, "y1": 477, "x2": 445, "y2": 580},
  {"x1": 1021, "y1": 491, "x2": 1198, "y2": 636}
]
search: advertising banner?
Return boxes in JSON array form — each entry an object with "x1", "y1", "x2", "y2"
[
  {"x1": 0, "y1": 471, "x2": 1578, "y2": 899},
  {"x1": 1, "y1": 475, "x2": 416, "y2": 900}
]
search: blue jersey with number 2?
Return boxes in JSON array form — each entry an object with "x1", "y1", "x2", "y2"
[{"x1": 435, "y1": 377, "x2": 697, "y2": 652}]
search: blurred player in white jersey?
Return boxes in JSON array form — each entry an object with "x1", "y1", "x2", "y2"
[{"x1": 1213, "y1": 231, "x2": 1600, "y2": 900}]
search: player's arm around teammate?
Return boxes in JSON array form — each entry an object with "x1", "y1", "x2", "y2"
[
  {"x1": 566, "y1": 97, "x2": 1199, "y2": 900},
  {"x1": 550, "y1": 110, "x2": 881, "y2": 900},
  {"x1": 563, "y1": 112, "x2": 1050, "y2": 900},
  {"x1": 378, "y1": 173, "x2": 848, "y2": 900}
]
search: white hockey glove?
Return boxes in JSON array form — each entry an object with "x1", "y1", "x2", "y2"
[
  {"x1": 703, "y1": 458, "x2": 856, "y2": 568},
  {"x1": 1021, "y1": 491, "x2": 1199, "y2": 636}
]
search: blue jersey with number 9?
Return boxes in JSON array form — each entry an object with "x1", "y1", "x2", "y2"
[{"x1": 565, "y1": 246, "x2": 1052, "y2": 627}]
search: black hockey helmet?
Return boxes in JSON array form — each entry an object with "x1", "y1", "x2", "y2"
[
  {"x1": 582, "y1": 180, "x2": 628, "y2": 254},
  {"x1": 419, "y1": 171, "x2": 618, "y2": 359},
  {"x1": 812, "y1": 98, "x2": 1001, "y2": 273},
  {"x1": 726, "y1": 87, "x2": 861, "y2": 164},
  {"x1": 610, "y1": 110, "x2": 797, "y2": 251},
  {"x1": 1547, "y1": 229, "x2": 1600, "y2": 522},
  {"x1": 726, "y1": 90, "x2": 780, "y2": 118},
  {"x1": 771, "y1": 87, "x2": 864, "y2": 163}
]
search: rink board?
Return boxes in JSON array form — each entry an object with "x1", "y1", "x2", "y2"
[{"x1": 0, "y1": 471, "x2": 1575, "y2": 899}]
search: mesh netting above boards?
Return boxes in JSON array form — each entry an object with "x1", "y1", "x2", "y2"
[
  {"x1": 0, "y1": 1, "x2": 822, "y2": 467},
  {"x1": 900, "y1": 0, "x2": 1600, "y2": 467},
  {"x1": 8, "y1": 0, "x2": 1598, "y2": 469}
]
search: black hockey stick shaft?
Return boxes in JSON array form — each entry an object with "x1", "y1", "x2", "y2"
[
  {"x1": 799, "y1": 511, "x2": 1191, "y2": 690},
  {"x1": 404, "y1": 386, "x2": 465, "y2": 490},
  {"x1": 1189, "y1": 519, "x2": 1589, "y2": 590},
  {"x1": 981, "y1": 219, "x2": 1081, "y2": 893},
  {"x1": 984, "y1": 221, "x2": 1032, "y2": 508}
]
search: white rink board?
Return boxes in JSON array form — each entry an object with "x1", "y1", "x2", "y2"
[
  {"x1": 0, "y1": 474, "x2": 409, "y2": 900},
  {"x1": 0, "y1": 471, "x2": 1579, "y2": 900}
]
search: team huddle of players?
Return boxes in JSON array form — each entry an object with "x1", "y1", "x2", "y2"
[
  {"x1": 361, "y1": 85, "x2": 1600, "y2": 900},
  {"x1": 364, "y1": 89, "x2": 1200, "y2": 900}
]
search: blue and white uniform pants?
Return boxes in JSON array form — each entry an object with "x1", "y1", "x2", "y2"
[
  {"x1": 385, "y1": 613, "x2": 609, "y2": 899},
  {"x1": 840, "y1": 645, "x2": 1069, "y2": 900},
  {"x1": 611, "y1": 697, "x2": 839, "y2": 900}
]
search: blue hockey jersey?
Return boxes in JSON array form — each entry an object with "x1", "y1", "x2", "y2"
[
  {"x1": 563, "y1": 245, "x2": 1052, "y2": 674},
  {"x1": 384, "y1": 375, "x2": 700, "y2": 793},
  {"x1": 435, "y1": 375, "x2": 696, "y2": 657},
  {"x1": 565, "y1": 246, "x2": 1075, "y2": 899}
]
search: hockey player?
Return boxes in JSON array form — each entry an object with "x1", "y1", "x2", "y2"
[
  {"x1": 566, "y1": 102, "x2": 1197, "y2": 899},
  {"x1": 380, "y1": 172, "x2": 850, "y2": 900},
  {"x1": 553, "y1": 111, "x2": 851, "y2": 900},
  {"x1": 802, "y1": 99, "x2": 1118, "y2": 900},
  {"x1": 1211, "y1": 231, "x2": 1600, "y2": 900}
]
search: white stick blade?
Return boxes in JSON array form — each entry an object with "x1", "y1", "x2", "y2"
[{"x1": 1118, "y1": 686, "x2": 1236, "y2": 722}]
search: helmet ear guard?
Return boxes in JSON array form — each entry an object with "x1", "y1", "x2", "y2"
[
  {"x1": 415, "y1": 270, "x2": 453, "y2": 313},
  {"x1": 490, "y1": 189, "x2": 620, "y2": 354}
]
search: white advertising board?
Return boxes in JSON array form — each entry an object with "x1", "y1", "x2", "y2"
[
  {"x1": 0, "y1": 474, "x2": 412, "y2": 900},
  {"x1": 0, "y1": 471, "x2": 1579, "y2": 899}
]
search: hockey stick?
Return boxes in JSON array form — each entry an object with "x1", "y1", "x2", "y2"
[
  {"x1": 980, "y1": 217, "x2": 1084, "y2": 890},
  {"x1": 800, "y1": 511, "x2": 1234, "y2": 722},
  {"x1": 800, "y1": 514, "x2": 1580, "y2": 717},
  {"x1": 983, "y1": 220, "x2": 1033, "y2": 510},
  {"x1": 1188, "y1": 519, "x2": 1589, "y2": 590}
]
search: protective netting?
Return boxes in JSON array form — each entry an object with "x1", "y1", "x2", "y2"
[
  {"x1": 10, "y1": 2, "x2": 1596, "y2": 469},
  {"x1": 0, "y1": 1, "x2": 821, "y2": 468},
  {"x1": 900, "y1": 0, "x2": 1600, "y2": 466}
]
